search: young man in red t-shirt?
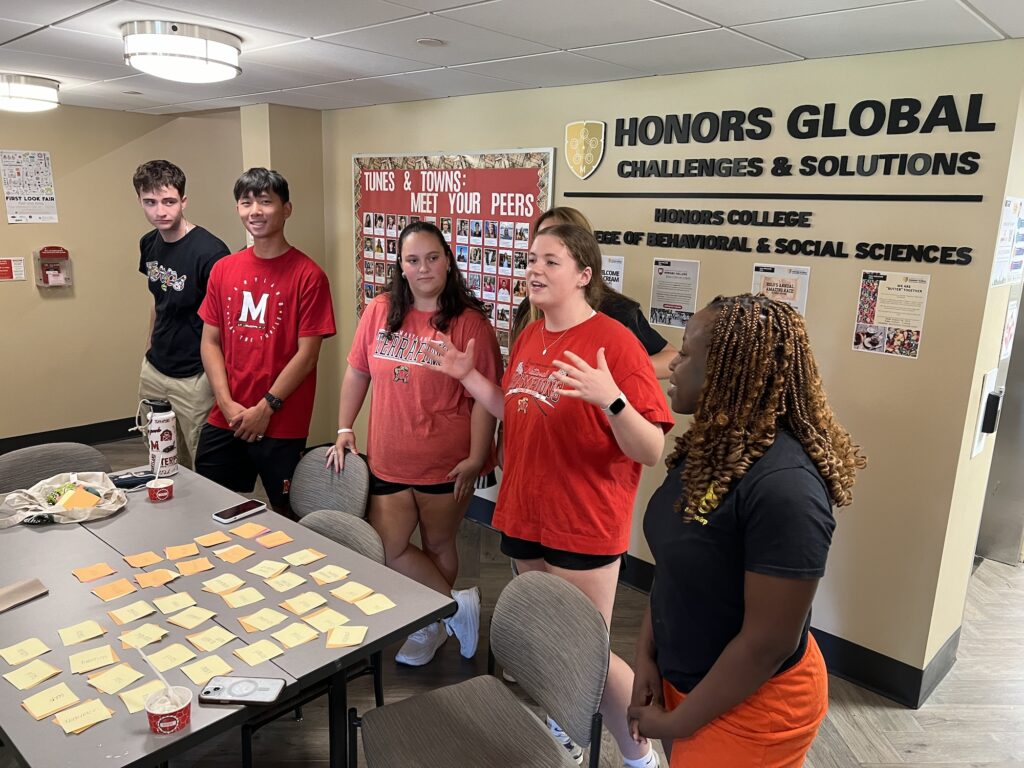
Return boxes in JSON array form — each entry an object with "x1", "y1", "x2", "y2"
[{"x1": 196, "y1": 168, "x2": 336, "y2": 516}]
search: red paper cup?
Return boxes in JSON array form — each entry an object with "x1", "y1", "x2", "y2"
[
  {"x1": 145, "y1": 686, "x2": 192, "y2": 734},
  {"x1": 146, "y1": 479, "x2": 174, "y2": 502}
]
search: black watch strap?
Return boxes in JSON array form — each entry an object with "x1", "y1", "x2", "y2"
[{"x1": 264, "y1": 392, "x2": 284, "y2": 411}]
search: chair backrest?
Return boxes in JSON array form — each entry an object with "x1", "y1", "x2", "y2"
[
  {"x1": 490, "y1": 571, "x2": 609, "y2": 749},
  {"x1": 300, "y1": 509, "x2": 385, "y2": 564},
  {"x1": 0, "y1": 443, "x2": 112, "y2": 494},
  {"x1": 290, "y1": 447, "x2": 370, "y2": 519}
]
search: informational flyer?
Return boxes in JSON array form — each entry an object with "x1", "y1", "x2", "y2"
[
  {"x1": 601, "y1": 254, "x2": 624, "y2": 293},
  {"x1": 1, "y1": 150, "x2": 58, "y2": 223},
  {"x1": 353, "y1": 148, "x2": 553, "y2": 359},
  {"x1": 751, "y1": 263, "x2": 810, "y2": 316},
  {"x1": 852, "y1": 270, "x2": 930, "y2": 359},
  {"x1": 649, "y1": 258, "x2": 699, "y2": 328},
  {"x1": 990, "y1": 197, "x2": 1024, "y2": 287},
  {"x1": 0, "y1": 257, "x2": 26, "y2": 282},
  {"x1": 1001, "y1": 298, "x2": 1018, "y2": 361}
]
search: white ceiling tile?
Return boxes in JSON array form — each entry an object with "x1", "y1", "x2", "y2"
[
  {"x1": 320, "y1": 14, "x2": 554, "y2": 66},
  {"x1": 58, "y1": 80, "x2": 173, "y2": 109},
  {"x1": 244, "y1": 39, "x2": 433, "y2": 79},
  {"x1": 0, "y1": 47, "x2": 132, "y2": 81},
  {"x1": 967, "y1": 0, "x2": 1024, "y2": 37},
  {"x1": 576, "y1": 28, "x2": 800, "y2": 74},
  {"x1": 0, "y1": 2, "x2": 108, "y2": 26},
  {"x1": 657, "y1": 0, "x2": 908, "y2": 26},
  {"x1": 299, "y1": 67, "x2": 526, "y2": 107},
  {"x1": 737, "y1": 0, "x2": 1003, "y2": 58},
  {"x1": 441, "y1": 0, "x2": 714, "y2": 49},
  {"x1": 0, "y1": 18, "x2": 40, "y2": 45},
  {"x1": 454, "y1": 51, "x2": 645, "y2": 87},
  {"x1": 385, "y1": 0, "x2": 494, "y2": 10},
  {"x1": 5, "y1": 28, "x2": 126, "y2": 67},
  {"x1": 174, "y1": 89, "x2": 345, "y2": 111},
  {"x1": 129, "y1": 102, "x2": 214, "y2": 114},
  {"x1": 107, "y1": 61, "x2": 337, "y2": 96}
]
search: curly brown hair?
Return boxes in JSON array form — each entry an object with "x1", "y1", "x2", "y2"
[{"x1": 667, "y1": 294, "x2": 866, "y2": 524}]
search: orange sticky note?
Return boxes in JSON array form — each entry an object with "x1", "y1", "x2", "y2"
[
  {"x1": 91, "y1": 578, "x2": 137, "y2": 602},
  {"x1": 73, "y1": 563, "x2": 115, "y2": 583},
  {"x1": 214, "y1": 545, "x2": 255, "y2": 564},
  {"x1": 135, "y1": 569, "x2": 178, "y2": 588},
  {"x1": 195, "y1": 531, "x2": 232, "y2": 547},
  {"x1": 164, "y1": 543, "x2": 199, "y2": 560},
  {"x1": 230, "y1": 522, "x2": 269, "y2": 539},
  {"x1": 255, "y1": 531, "x2": 293, "y2": 549},
  {"x1": 176, "y1": 557, "x2": 215, "y2": 577},
  {"x1": 124, "y1": 551, "x2": 162, "y2": 568}
]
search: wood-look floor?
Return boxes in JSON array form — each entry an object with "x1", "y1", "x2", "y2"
[{"x1": 2, "y1": 438, "x2": 1023, "y2": 767}]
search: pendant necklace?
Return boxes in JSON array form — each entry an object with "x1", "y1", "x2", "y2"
[{"x1": 541, "y1": 309, "x2": 596, "y2": 355}]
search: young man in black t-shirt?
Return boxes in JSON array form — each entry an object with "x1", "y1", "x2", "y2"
[{"x1": 134, "y1": 160, "x2": 230, "y2": 469}]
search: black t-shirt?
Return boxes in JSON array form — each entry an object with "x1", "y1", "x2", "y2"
[
  {"x1": 139, "y1": 226, "x2": 230, "y2": 377},
  {"x1": 511, "y1": 297, "x2": 668, "y2": 356},
  {"x1": 643, "y1": 431, "x2": 835, "y2": 693}
]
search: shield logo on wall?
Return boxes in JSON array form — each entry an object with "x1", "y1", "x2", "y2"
[{"x1": 564, "y1": 121, "x2": 605, "y2": 180}]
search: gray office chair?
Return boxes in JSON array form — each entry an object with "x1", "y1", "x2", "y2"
[
  {"x1": 0, "y1": 442, "x2": 111, "y2": 494},
  {"x1": 290, "y1": 446, "x2": 370, "y2": 519},
  {"x1": 300, "y1": 508, "x2": 386, "y2": 565},
  {"x1": 349, "y1": 571, "x2": 609, "y2": 768}
]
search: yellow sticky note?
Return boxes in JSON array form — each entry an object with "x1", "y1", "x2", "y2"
[
  {"x1": 58, "y1": 620, "x2": 105, "y2": 647},
  {"x1": 326, "y1": 626, "x2": 369, "y2": 649},
  {"x1": 283, "y1": 548, "x2": 326, "y2": 567},
  {"x1": 213, "y1": 544, "x2": 256, "y2": 564},
  {"x1": 238, "y1": 608, "x2": 288, "y2": 633},
  {"x1": 153, "y1": 592, "x2": 196, "y2": 614},
  {"x1": 246, "y1": 560, "x2": 288, "y2": 579},
  {"x1": 0, "y1": 637, "x2": 50, "y2": 666},
  {"x1": 230, "y1": 522, "x2": 269, "y2": 539},
  {"x1": 202, "y1": 572, "x2": 246, "y2": 595},
  {"x1": 186, "y1": 626, "x2": 236, "y2": 653},
  {"x1": 195, "y1": 530, "x2": 232, "y2": 547},
  {"x1": 3, "y1": 659, "x2": 61, "y2": 690},
  {"x1": 181, "y1": 654, "x2": 232, "y2": 686},
  {"x1": 223, "y1": 587, "x2": 264, "y2": 609},
  {"x1": 118, "y1": 679, "x2": 164, "y2": 714},
  {"x1": 233, "y1": 640, "x2": 284, "y2": 667},
  {"x1": 310, "y1": 564, "x2": 350, "y2": 586},
  {"x1": 88, "y1": 662, "x2": 143, "y2": 695},
  {"x1": 147, "y1": 643, "x2": 195, "y2": 672},
  {"x1": 22, "y1": 682, "x2": 79, "y2": 720},
  {"x1": 69, "y1": 644, "x2": 119, "y2": 674},
  {"x1": 72, "y1": 562, "x2": 115, "y2": 583},
  {"x1": 166, "y1": 606, "x2": 216, "y2": 631},
  {"x1": 271, "y1": 622, "x2": 318, "y2": 649},
  {"x1": 118, "y1": 622, "x2": 168, "y2": 650},
  {"x1": 355, "y1": 593, "x2": 396, "y2": 616},
  {"x1": 303, "y1": 607, "x2": 349, "y2": 633},
  {"x1": 91, "y1": 578, "x2": 137, "y2": 602},
  {"x1": 123, "y1": 551, "x2": 163, "y2": 568},
  {"x1": 164, "y1": 543, "x2": 199, "y2": 560},
  {"x1": 107, "y1": 600, "x2": 156, "y2": 626},
  {"x1": 331, "y1": 582, "x2": 373, "y2": 604},
  {"x1": 176, "y1": 556, "x2": 215, "y2": 576},
  {"x1": 135, "y1": 568, "x2": 179, "y2": 588},
  {"x1": 256, "y1": 530, "x2": 293, "y2": 549},
  {"x1": 280, "y1": 591, "x2": 327, "y2": 616},
  {"x1": 264, "y1": 572, "x2": 306, "y2": 593},
  {"x1": 53, "y1": 699, "x2": 112, "y2": 734}
]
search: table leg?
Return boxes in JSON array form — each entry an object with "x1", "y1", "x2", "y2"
[{"x1": 329, "y1": 671, "x2": 348, "y2": 768}]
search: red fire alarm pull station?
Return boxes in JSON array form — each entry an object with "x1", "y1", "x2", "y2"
[{"x1": 34, "y1": 245, "x2": 72, "y2": 287}]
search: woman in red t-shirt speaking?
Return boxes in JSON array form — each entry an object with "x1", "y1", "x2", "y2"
[
  {"x1": 328, "y1": 222, "x2": 502, "y2": 667},
  {"x1": 432, "y1": 224, "x2": 674, "y2": 768}
]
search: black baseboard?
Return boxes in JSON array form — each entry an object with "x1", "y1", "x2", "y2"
[{"x1": 0, "y1": 418, "x2": 136, "y2": 454}]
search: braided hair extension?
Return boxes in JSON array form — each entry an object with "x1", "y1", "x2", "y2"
[{"x1": 667, "y1": 294, "x2": 866, "y2": 524}]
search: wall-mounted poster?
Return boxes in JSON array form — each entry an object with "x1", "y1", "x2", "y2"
[
  {"x1": 751, "y1": 263, "x2": 810, "y2": 316},
  {"x1": 852, "y1": 270, "x2": 930, "y2": 360},
  {"x1": 1, "y1": 150, "x2": 57, "y2": 223},
  {"x1": 601, "y1": 254, "x2": 624, "y2": 293},
  {"x1": 990, "y1": 197, "x2": 1024, "y2": 287},
  {"x1": 649, "y1": 258, "x2": 699, "y2": 328},
  {"x1": 353, "y1": 149, "x2": 554, "y2": 359}
]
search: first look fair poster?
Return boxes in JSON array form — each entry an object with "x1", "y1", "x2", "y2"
[{"x1": 353, "y1": 149, "x2": 553, "y2": 357}]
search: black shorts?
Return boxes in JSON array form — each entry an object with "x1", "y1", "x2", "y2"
[
  {"x1": 500, "y1": 534, "x2": 623, "y2": 571},
  {"x1": 195, "y1": 424, "x2": 305, "y2": 509},
  {"x1": 369, "y1": 470, "x2": 497, "y2": 497}
]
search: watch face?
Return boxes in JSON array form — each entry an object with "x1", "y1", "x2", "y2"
[{"x1": 609, "y1": 397, "x2": 627, "y2": 415}]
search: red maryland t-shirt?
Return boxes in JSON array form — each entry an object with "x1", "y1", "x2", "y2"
[
  {"x1": 348, "y1": 294, "x2": 502, "y2": 484},
  {"x1": 495, "y1": 312, "x2": 674, "y2": 555},
  {"x1": 199, "y1": 246, "x2": 336, "y2": 439}
]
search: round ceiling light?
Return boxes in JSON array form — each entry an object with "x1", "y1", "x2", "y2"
[
  {"x1": 0, "y1": 74, "x2": 60, "y2": 112},
  {"x1": 121, "y1": 21, "x2": 242, "y2": 84}
]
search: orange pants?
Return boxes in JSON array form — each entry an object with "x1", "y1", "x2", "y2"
[{"x1": 662, "y1": 633, "x2": 828, "y2": 768}]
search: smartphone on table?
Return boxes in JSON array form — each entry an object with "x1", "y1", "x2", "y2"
[
  {"x1": 212, "y1": 499, "x2": 266, "y2": 524},
  {"x1": 199, "y1": 676, "x2": 286, "y2": 705}
]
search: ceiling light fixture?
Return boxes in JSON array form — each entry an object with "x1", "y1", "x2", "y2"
[
  {"x1": 0, "y1": 74, "x2": 60, "y2": 112},
  {"x1": 121, "y1": 21, "x2": 242, "y2": 84},
  {"x1": 416, "y1": 38, "x2": 446, "y2": 47}
]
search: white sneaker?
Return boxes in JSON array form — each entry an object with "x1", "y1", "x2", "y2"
[
  {"x1": 394, "y1": 622, "x2": 447, "y2": 666},
  {"x1": 443, "y1": 586, "x2": 480, "y2": 659},
  {"x1": 546, "y1": 716, "x2": 584, "y2": 765}
]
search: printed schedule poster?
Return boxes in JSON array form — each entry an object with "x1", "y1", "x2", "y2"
[
  {"x1": 990, "y1": 197, "x2": 1024, "y2": 288},
  {"x1": 751, "y1": 263, "x2": 810, "y2": 316},
  {"x1": 852, "y1": 270, "x2": 930, "y2": 360},
  {"x1": 649, "y1": 258, "x2": 699, "y2": 328},
  {"x1": 1, "y1": 150, "x2": 57, "y2": 223},
  {"x1": 353, "y1": 149, "x2": 554, "y2": 358},
  {"x1": 601, "y1": 254, "x2": 624, "y2": 293}
]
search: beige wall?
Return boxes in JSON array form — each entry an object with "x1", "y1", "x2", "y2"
[{"x1": 0, "y1": 106, "x2": 243, "y2": 438}]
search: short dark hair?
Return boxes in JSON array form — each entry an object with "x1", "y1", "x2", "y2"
[
  {"x1": 233, "y1": 167, "x2": 289, "y2": 204},
  {"x1": 133, "y1": 160, "x2": 185, "y2": 197}
]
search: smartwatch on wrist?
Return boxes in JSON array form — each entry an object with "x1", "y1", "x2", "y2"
[
  {"x1": 602, "y1": 392, "x2": 628, "y2": 416},
  {"x1": 264, "y1": 392, "x2": 284, "y2": 412}
]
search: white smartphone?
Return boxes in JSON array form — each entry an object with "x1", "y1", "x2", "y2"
[
  {"x1": 199, "y1": 676, "x2": 286, "y2": 705},
  {"x1": 212, "y1": 499, "x2": 267, "y2": 524}
]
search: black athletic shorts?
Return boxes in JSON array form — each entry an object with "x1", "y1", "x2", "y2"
[
  {"x1": 369, "y1": 470, "x2": 497, "y2": 497},
  {"x1": 500, "y1": 533, "x2": 623, "y2": 571},
  {"x1": 195, "y1": 424, "x2": 304, "y2": 510}
]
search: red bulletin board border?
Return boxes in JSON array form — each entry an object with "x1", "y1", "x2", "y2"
[{"x1": 352, "y1": 149, "x2": 554, "y2": 357}]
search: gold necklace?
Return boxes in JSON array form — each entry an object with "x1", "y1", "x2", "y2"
[{"x1": 540, "y1": 309, "x2": 596, "y2": 355}]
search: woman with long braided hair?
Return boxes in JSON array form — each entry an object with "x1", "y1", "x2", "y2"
[{"x1": 628, "y1": 293, "x2": 865, "y2": 767}]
